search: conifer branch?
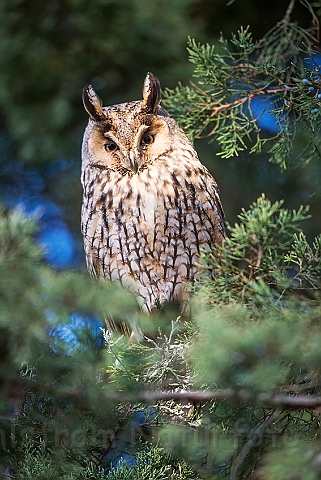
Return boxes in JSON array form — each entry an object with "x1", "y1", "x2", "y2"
[
  {"x1": 230, "y1": 408, "x2": 281, "y2": 480},
  {"x1": 135, "y1": 389, "x2": 321, "y2": 409}
]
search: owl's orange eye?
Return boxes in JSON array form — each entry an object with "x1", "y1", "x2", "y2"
[
  {"x1": 141, "y1": 134, "x2": 154, "y2": 146},
  {"x1": 104, "y1": 142, "x2": 117, "y2": 152}
]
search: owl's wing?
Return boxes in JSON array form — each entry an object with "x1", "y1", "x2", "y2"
[
  {"x1": 188, "y1": 164, "x2": 226, "y2": 246},
  {"x1": 82, "y1": 238, "x2": 99, "y2": 279},
  {"x1": 203, "y1": 169, "x2": 226, "y2": 241}
]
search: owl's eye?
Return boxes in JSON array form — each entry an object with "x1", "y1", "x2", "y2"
[
  {"x1": 104, "y1": 142, "x2": 117, "y2": 152},
  {"x1": 141, "y1": 134, "x2": 154, "y2": 146}
]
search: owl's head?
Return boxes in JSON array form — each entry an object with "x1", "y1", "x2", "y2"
[{"x1": 82, "y1": 73, "x2": 183, "y2": 175}]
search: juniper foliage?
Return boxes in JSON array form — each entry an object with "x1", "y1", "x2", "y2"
[{"x1": 163, "y1": 0, "x2": 321, "y2": 170}]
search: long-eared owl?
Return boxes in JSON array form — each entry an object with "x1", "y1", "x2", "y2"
[{"x1": 81, "y1": 73, "x2": 225, "y2": 321}]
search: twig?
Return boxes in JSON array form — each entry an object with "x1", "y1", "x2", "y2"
[
  {"x1": 230, "y1": 408, "x2": 281, "y2": 479},
  {"x1": 283, "y1": 0, "x2": 296, "y2": 23},
  {"x1": 194, "y1": 85, "x2": 290, "y2": 140}
]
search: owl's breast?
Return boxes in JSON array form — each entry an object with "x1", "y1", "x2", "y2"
[
  {"x1": 82, "y1": 162, "x2": 222, "y2": 311},
  {"x1": 127, "y1": 173, "x2": 158, "y2": 233}
]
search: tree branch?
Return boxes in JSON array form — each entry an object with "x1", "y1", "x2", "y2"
[
  {"x1": 135, "y1": 388, "x2": 321, "y2": 409},
  {"x1": 282, "y1": 0, "x2": 295, "y2": 22},
  {"x1": 230, "y1": 408, "x2": 281, "y2": 479},
  {"x1": 21, "y1": 378, "x2": 321, "y2": 412}
]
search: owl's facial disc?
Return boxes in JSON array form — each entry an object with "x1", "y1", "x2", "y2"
[
  {"x1": 86, "y1": 107, "x2": 171, "y2": 175},
  {"x1": 104, "y1": 117, "x2": 168, "y2": 173}
]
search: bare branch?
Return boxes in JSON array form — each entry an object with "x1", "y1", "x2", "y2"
[
  {"x1": 230, "y1": 408, "x2": 281, "y2": 479},
  {"x1": 134, "y1": 389, "x2": 321, "y2": 409},
  {"x1": 282, "y1": 0, "x2": 296, "y2": 22},
  {"x1": 22, "y1": 376, "x2": 321, "y2": 412}
]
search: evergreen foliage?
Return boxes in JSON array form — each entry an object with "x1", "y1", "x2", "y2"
[
  {"x1": 163, "y1": 0, "x2": 321, "y2": 170},
  {"x1": 1, "y1": 1, "x2": 321, "y2": 479},
  {"x1": 3, "y1": 192, "x2": 321, "y2": 478}
]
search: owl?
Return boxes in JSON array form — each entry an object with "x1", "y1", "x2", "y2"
[{"x1": 81, "y1": 72, "x2": 225, "y2": 328}]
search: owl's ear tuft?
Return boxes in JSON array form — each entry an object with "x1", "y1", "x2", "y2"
[
  {"x1": 142, "y1": 72, "x2": 161, "y2": 113},
  {"x1": 82, "y1": 85, "x2": 106, "y2": 121}
]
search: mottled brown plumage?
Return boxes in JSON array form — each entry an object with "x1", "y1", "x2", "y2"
[{"x1": 81, "y1": 73, "x2": 225, "y2": 322}]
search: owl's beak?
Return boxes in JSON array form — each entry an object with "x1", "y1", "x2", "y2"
[{"x1": 129, "y1": 150, "x2": 138, "y2": 173}]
